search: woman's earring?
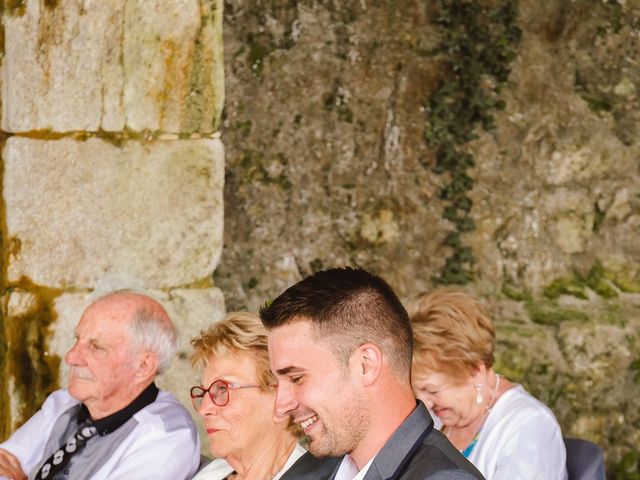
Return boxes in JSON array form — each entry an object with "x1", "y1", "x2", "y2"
[{"x1": 475, "y1": 383, "x2": 483, "y2": 404}]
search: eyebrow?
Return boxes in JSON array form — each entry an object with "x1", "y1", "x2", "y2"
[{"x1": 275, "y1": 366, "x2": 305, "y2": 376}]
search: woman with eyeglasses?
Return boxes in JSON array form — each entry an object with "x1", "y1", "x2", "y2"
[{"x1": 189, "y1": 312, "x2": 330, "y2": 480}]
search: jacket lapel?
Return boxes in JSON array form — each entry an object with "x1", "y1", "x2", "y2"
[{"x1": 363, "y1": 402, "x2": 433, "y2": 480}]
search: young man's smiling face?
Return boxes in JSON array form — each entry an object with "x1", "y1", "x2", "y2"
[{"x1": 268, "y1": 319, "x2": 369, "y2": 458}]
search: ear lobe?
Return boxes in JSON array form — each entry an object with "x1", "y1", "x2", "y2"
[
  {"x1": 471, "y1": 362, "x2": 487, "y2": 382},
  {"x1": 135, "y1": 351, "x2": 159, "y2": 383},
  {"x1": 357, "y1": 344, "x2": 383, "y2": 386}
]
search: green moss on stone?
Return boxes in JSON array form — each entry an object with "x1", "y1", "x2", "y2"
[
  {"x1": 323, "y1": 82, "x2": 355, "y2": 124},
  {"x1": 493, "y1": 354, "x2": 527, "y2": 382},
  {"x1": 586, "y1": 261, "x2": 618, "y2": 299},
  {"x1": 235, "y1": 120, "x2": 253, "y2": 136},
  {"x1": 613, "y1": 450, "x2": 640, "y2": 480},
  {"x1": 607, "y1": 273, "x2": 640, "y2": 294},
  {"x1": 525, "y1": 301, "x2": 589, "y2": 326},
  {"x1": 543, "y1": 261, "x2": 625, "y2": 301},
  {"x1": 631, "y1": 359, "x2": 640, "y2": 385},
  {"x1": 238, "y1": 150, "x2": 292, "y2": 191},
  {"x1": 580, "y1": 93, "x2": 614, "y2": 113},
  {"x1": 247, "y1": 37, "x2": 274, "y2": 76},
  {"x1": 543, "y1": 277, "x2": 588, "y2": 300},
  {"x1": 425, "y1": 0, "x2": 521, "y2": 285},
  {"x1": 602, "y1": 302, "x2": 629, "y2": 327},
  {"x1": 501, "y1": 283, "x2": 531, "y2": 302}
]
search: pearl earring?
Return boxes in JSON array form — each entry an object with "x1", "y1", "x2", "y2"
[{"x1": 475, "y1": 383, "x2": 483, "y2": 404}]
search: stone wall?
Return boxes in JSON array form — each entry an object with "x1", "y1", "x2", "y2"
[
  {"x1": 0, "y1": 0, "x2": 225, "y2": 439},
  {"x1": 1, "y1": 0, "x2": 639, "y2": 477},
  {"x1": 215, "y1": 0, "x2": 640, "y2": 476}
]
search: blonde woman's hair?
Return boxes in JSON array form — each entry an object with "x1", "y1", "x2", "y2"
[
  {"x1": 408, "y1": 289, "x2": 495, "y2": 383},
  {"x1": 191, "y1": 312, "x2": 273, "y2": 390}
]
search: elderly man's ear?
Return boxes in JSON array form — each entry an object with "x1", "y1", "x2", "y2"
[{"x1": 133, "y1": 351, "x2": 159, "y2": 384}]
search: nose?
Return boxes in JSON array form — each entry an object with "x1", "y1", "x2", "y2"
[
  {"x1": 64, "y1": 341, "x2": 85, "y2": 367},
  {"x1": 414, "y1": 390, "x2": 434, "y2": 409},
  {"x1": 197, "y1": 393, "x2": 219, "y2": 417},
  {"x1": 274, "y1": 382, "x2": 298, "y2": 420}
]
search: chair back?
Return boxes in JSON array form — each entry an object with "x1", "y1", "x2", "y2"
[{"x1": 564, "y1": 437, "x2": 606, "y2": 480}]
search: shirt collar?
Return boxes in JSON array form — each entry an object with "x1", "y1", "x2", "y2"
[
  {"x1": 77, "y1": 382, "x2": 159, "y2": 435},
  {"x1": 335, "y1": 454, "x2": 376, "y2": 480}
]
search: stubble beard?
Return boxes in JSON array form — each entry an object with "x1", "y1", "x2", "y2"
[{"x1": 308, "y1": 392, "x2": 370, "y2": 458}]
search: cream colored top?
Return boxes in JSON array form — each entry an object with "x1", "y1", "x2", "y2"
[{"x1": 192, "y1": 443, "x2": 306, "y2": 480}]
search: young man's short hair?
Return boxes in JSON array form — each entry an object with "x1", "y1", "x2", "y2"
[{"x1": 260, "y1": 267, "x2": 413, "y2": 379}]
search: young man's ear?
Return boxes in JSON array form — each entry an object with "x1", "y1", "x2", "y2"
[{"x1": 353, "y1": 343, "x2": 383, "y2": 386}]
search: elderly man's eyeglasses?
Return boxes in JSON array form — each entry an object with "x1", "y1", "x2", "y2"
[{"x1": 190, "y1": 379, "x2": 260, "y2": 410}]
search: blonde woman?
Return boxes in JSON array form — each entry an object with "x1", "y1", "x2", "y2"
[
  {"x1": 190, "y1": 312, "x2": 336, "y2": 480},
  {"x1": 409, "y1": 289, "x2": 567, "y2": 480}
]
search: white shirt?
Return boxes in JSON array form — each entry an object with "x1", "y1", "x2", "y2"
[
  {"x1": 334, "y1": 455, "x2": 375, "y2": 480},
  {"x1": 467, "y1": 385, "x2": 567, "y2": 480},
  {"x1": 0, "y1": 389, "x2": 200, "y2": 480},
  {"x1": 192, "y1": 443, "x2": 307, "y2": 480}
]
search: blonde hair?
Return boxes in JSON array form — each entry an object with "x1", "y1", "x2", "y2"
[
  {"x1": 191, "y1": 312, "x2": 272, "y2": 390},
  {"x1": 408, "y1": 289, "x2": 495, "y2": 383}
]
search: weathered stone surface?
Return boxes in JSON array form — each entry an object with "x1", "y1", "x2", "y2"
[
  {"x1": 1, "y1": 1, "x2": 124, "y2": 132},
  {"x1": 7, "y1": 291, "x2": 39, "y2": 318},
  {"x1": 555, "y1": 215, "x2": 589, "y2": 255},
  {"x1": 49, "y1": 288, "x2": 225, "y2": 427},
  {"x1": 214, "y1": 1, "x2": 640, "y2": 471},
  {"x1": 1, "y1": 0, "x2": 224, "y2": 133},
  {"x1": 123, "y1": 0, "x2": 224, "y2": 133},
  {"x1": 3, "y1": 137, "x2": 224, "y2": 289}
]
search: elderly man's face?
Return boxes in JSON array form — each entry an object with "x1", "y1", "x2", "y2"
[{"x1": 64, "y1": 298, "x2": 140, "y2": 419}]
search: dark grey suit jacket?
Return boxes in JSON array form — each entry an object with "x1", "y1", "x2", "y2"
[
  {"x1": 286, "y1": 402, "x2": 485, "y2": 480},
  {"x1": 281, "y1": 452, "x2": 341, "y2": 479}
]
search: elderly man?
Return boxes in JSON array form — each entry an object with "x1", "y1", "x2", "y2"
[
  {"x1": 261, "y1": 267, "x2": 485, "y2": 480},
  {"x1": 0, "y1": 291, "x2": 200, "y2": 480}
]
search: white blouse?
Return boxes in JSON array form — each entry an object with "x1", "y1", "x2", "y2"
[
  {"x1": 468, "y1": 385, "x2": 568, "y2": 480},
  {"x1": 192, "y1": 443, "x2": 306, "y2": 480}
]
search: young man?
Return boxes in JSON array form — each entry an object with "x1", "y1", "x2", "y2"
[
  {"x1": 0, "y1": 291, "x2": 200, "y2": 480},
  {"x1": 261, "y1": 267, "x2": 485, "y2": 480}
]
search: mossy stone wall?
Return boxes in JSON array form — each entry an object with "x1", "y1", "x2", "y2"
[
  {"x1": 215, "y1": 1, "x2": 640, "y2": 476},
  {"x1": 0, "y1": 0, "x2": 226, "y2": 443}
]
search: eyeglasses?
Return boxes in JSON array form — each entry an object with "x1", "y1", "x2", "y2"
[{"x1": 190, "y1": 379, "x2": 260, "y2": 410}]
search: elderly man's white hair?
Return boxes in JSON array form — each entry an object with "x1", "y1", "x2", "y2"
[{"x1": 95, "y1": 290, "x2": 177, "y2": 374}]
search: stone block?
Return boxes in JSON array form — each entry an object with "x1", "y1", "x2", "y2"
[
  {"x1": 1, "y1": 1, "x2": 125, "y2": 132},
  {"x1": 124, "y1": 0, "x2": 225, "y2": 133},
  {"x1": 3, "y1": 137, "x2": 224, "y2": 289},
  {"x1": 1, "y1": 0, "x2": 223, "y2": 133},
  {"x1": 555, "y1": 214, "x2": 589, "y2": 255}
]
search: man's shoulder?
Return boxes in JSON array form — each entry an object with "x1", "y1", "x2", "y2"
[
  {"x1": 402, "y1": 429, "x2": 484, "y2": 479},
  {"x1": 34, "y1": 389, "x2": 79, "y2": 417},
  {"x1": 133, "y1": 389, "x2": 197, "y2": 434},
  {"x1": 281, "y1": 452, "x2": 341, "y2": 480},
  {"x1": 47, "y1": 389, "x2": 78, "y2": 405},
  {"x1": 374, "y1": 402, "x2": 485, "y2": 480}
]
